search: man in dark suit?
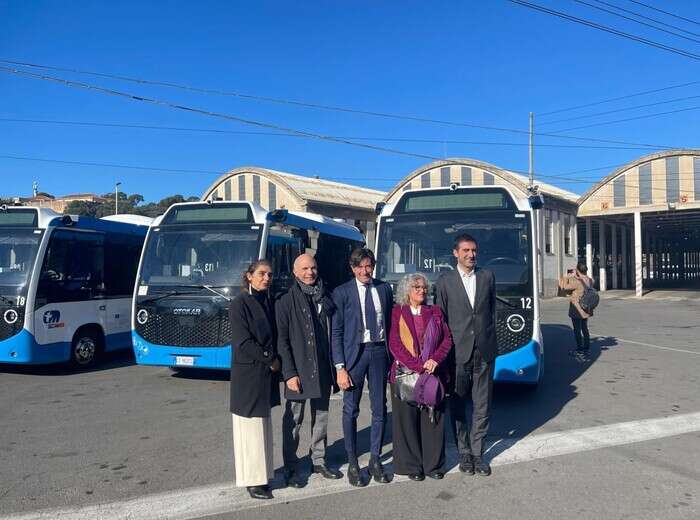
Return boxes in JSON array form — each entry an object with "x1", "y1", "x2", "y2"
[
  {"x1": 331, "y1": 247, "x2": 393, "y2": 487},
  {"x1": 436, "y1": 233, "x2": 498, "y2": 477}
]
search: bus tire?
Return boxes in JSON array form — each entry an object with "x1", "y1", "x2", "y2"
[{"x1": 71, "y1": 326, "x2": 104, "y2": 368}]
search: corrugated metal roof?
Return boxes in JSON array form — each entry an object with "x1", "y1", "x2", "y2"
[{"x1": 250, "y1": 168, "x2": 385, "y2": 210}]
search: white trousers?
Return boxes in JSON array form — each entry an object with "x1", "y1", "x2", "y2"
[{"x1": 232, "y1": 413, "x2": 275, "y2": 487}]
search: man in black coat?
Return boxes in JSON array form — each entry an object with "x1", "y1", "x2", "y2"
[
  {"x1": 277, "y1": 253, "x2": 342, "y2": 487},
  {"x1": 435, "y1": 233, "x2": 498, "y2": 477}
]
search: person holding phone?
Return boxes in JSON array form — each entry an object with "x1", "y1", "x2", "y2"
[
  {"x1": 331, "y1": 248, "x2": 393, "y2": 487},
  {"x1": 559, "y1": 262, "x2": 594, "y2": 360}
]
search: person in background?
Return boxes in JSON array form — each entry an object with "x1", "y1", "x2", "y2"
[
  {"x1": 331, "y1": 248, "x2": 393, "y2": 487},
  {"x1": 277, "y1": 254, "x2": 342, "y2": 488},
  {"x1": 388, "y1": 273, "x2": 452, "y2": 481},
  {"x1": 229, "y1": 260, "x2": 281, "y2": 500},
  {"x1": 559, "y1": 262, "x2": 594, "y2": 361}
]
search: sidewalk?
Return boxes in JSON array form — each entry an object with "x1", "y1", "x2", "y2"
[{"x1": 553, "y1": 288, "x2": 700, "y2": 302}]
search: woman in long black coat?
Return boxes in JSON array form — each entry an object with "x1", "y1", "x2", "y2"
[{"x1": 229, "y1": 259, "x2": 281, "y2": 500}]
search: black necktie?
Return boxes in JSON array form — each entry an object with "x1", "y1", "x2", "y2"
[{"x1": 364, "y1": 283, "x2": 379, "y2": 342}]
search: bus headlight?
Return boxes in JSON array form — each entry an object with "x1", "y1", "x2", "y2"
[
  {"x1": 506, "y1": 313, "x2": 525, "y2": 333},
  {"x1": 3, "y1": 309, "x2": 18, "y2": 325},
  {"x1": 136, "y1": 309, "x2": 149, "y2": 325}
]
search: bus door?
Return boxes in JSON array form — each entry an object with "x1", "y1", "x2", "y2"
[
  {"x1": 266, "y1": 224, "x2": 307, "y2": 296},
  {"x1": 33, "y1": 229, "x2": 106, "y2": 346}
]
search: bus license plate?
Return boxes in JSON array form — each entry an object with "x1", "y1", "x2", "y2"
[{"x1": 175, "y1": 356, "x2": 194, "y2": 366}]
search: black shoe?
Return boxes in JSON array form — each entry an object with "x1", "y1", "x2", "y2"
[
  {"x1": 407, "y1": 472, "x2": 425, "y2": 481},
  {"x1": 473, "y1": 456, "x2": 491, "y2": 476},
  {"x1": 458, "y1": 454, "x2": 475, "y2": 475},
  {"x1": 347, "y1": 463, "x2": 368, "y2": 487},
  {"x1": 369, "y1": 458, "x2": 391, "y2": 484},
  {"x1": 284, "y1": 467, "x2": 305, "y2": 488},
  {"x1": 313, "y1": 464, "x2": 343, "y2": 480},
  {"x1": 427, "y1": 470, "x2": 444, "y2": 480},
  {"x1": 247, "y1": 485, "x2": 273, "y2": 499}
]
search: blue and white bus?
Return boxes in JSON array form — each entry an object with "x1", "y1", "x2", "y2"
[
  {"x1": 0, "y1": 206, "x2": 150, "y2": 366},
  {"x1": 132, "y1": 201, "x2": 364, "y2": 370},
  {"x1": 375, "y1": 185, "x2": 543, "y2": 385}
]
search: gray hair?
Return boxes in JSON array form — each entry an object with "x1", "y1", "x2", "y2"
[{"x1": 395, "y1": 273, "x2": 431, "y2": 306}]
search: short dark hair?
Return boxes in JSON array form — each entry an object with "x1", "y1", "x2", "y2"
[
  {"x1": 576, "y1": 261, "x2": 588, "y2": 274},
  {"x1": 349, "y1": 247, "x2": 376, "y2": 268},
  {"x1": 453, "y1": 233, "x2": 478, "y2": 251}
]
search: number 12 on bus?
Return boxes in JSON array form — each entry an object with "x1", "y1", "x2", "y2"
[{"x1": 375, "y1": 186, "x2": 544, "y2": 385}]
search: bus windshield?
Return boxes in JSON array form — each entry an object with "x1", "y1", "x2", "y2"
[
  {"x1": 376, "y1": 211, "x2": 532, "y2": 296},
  {"x1": 0, "y1": 228, "x2": 44, "y2": 291},
  {"x1": 138, "y1": 224, "x2": 262, "y2": 289}
]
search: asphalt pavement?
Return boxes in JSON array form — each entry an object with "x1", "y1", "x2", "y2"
[{"x1": 1, "y1": 295, "x2": 699, "y2": 519}]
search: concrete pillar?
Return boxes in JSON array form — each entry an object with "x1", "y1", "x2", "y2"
[
  {"x1": 634, "y1": 212, "x2": 643, "y2": 297},
  {"x1": 621, "y1": 225, "x2": 628, "y2": 289},
  {"x1": 599, "y1": 220, "x2": 607, "y2": 291},
  {"x1": 611, "y1": 223, "x2": 618, "y2": 289},
  {"x1": 585, "y1": 218, "x2": 593, "y2": 276}
]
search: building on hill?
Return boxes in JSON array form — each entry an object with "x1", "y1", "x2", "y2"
[{"x1": 24, "y1": 193, "x2": 107, "y2": 213}]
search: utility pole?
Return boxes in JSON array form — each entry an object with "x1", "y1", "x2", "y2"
[
  {"x1": 115, "y1": 181, "x2": 121, "y2": 215},
  {"x1": 528, "y1": 112, "x2": 534, "y2": 188}
]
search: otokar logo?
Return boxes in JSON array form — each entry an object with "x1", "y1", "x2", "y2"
[
  {"x1": 43, "y1": 310, "x2": 65, "y2": 329},
  {"x1": 173, "y1": 308, "x2": 202, "y2": 316}
]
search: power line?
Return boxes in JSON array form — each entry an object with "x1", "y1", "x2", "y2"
[
  {"x1": 539, "y1": 79, "x2": 700, "y2": 116},
  {"x1": 539, "y1": 94, "x2": 700, "y2": 126},
  {"x1": 626, "y1": 0, "x2": 700, "y2": 27},
  {"x1": 0, "y1": 59, "x2": 680, "y2": 149},
  {"x1": 552, "y1": 104, "x2": 700, "y2": 132},
  {"x1": 590, "y1": 0, "x2": 700, "y2": 38},
  {"x1": 0, "y1": 117, "x2": 663, "y2": 151},
  {"x1": 506, "y1": 0, "x2": 700, "y2": 61},
  {"x1": 572, "y1": 0, "x2": 700, "y2": 44}
]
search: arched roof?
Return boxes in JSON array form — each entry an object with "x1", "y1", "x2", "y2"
[
  {"x1": 383, "y1": 158, "x2": 579, "y2": 203},
  {"x1": 202, "y1": 166, "x2": 385, "y2": 210},
  {"x1": 577, "y1": 149, "x2": 700, "y2": 206}
]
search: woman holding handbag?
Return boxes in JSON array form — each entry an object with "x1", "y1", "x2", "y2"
[{"x1": 388, "y1": 273, "x2": 453, "y2": 481}]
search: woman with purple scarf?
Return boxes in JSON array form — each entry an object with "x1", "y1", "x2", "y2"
[{"x1": 388, "y1": 273, "x2": 453, "y2": 481}]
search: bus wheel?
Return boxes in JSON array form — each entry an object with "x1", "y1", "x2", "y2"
[{"x1": 71, "y1": 329, "x2": 101, "y2": 368}]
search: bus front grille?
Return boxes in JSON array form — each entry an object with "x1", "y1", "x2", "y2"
[
  {"x1": 135, "y1": 307, "x2": 231, "y2": 347},
  {"x1": 0, "y1": 306, "x2": 25, "y2": 342},
  {"x1": 495, "y1": 310, "x2": 534, "y2": 356}
]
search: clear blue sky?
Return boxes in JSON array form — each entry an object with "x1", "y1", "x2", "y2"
[{"x1": 1, "y1": 0, "x2": 699, "y2": 202}]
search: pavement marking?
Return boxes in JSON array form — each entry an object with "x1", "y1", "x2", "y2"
[
  {"x1": 599, "y1": 333, "x2": 700, "y2": 356},
  {"x1": 5, "y1": 411, "x2": 700, "y2": 520}
]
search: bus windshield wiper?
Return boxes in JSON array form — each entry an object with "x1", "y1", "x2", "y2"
[
  {"x1": 181, "y1": 284, "x2": 232, "y2": 301},
  {"x1": 496, "y1": 296, "x2": 518, "y2": 308},
  {"x1": 139, "y1": 290, "x2": 202, "y2": 304}
]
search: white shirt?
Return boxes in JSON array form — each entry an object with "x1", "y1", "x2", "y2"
[
  {"x1": 355, "y1": 278, "x2": 385, "y2": 343},
  {"x1": 457, "y1": 264, "x2": 476, "y2": 308}
]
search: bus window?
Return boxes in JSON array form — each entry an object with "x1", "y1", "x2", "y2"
[
  {"x1": 105, "y1": 233, "x2": 144, "y2": 297},
  {"x1": 266, "y1": 225, "x2": 306, "y2": 295},
  {"x1": 36, "y1": 230, "x2": 105, "y2": 306},
  {"x1": 314, "y1": 233, "x2": 360, "y2": 290}
]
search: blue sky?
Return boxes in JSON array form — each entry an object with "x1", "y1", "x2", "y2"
[{"x1": 1, "y1": 0, "x2": 699, "y2": 202}]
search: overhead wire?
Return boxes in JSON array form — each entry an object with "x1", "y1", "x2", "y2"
[
  {"x1": 625, "y1": 0, "x2": 700, "y2": 27},
  {"x1": 505, "y1": 0, "x2": 700, "y2": 61},
  {"x1": 589, "y1": 0, "x2": 700, "y2": 38},
  {"x1": 539, "y1": 93, "x2": 700, "y2": 126},
  {"x1": 550, "y1": 104, "x2": 700, "y2": 132},
  {"x1": 0, "y1": 59, "x2": 680, "y2": 149},
  {"x1": 0, "y1": 117, "x2": 664, "y2": 151},
  {"x1": 572, "y1": 0, "x2": 700, "y2": 44}
]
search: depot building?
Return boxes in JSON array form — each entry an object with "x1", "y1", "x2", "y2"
[{"x1": 576, "y1": 149, "x2": 700, "y2": 297}]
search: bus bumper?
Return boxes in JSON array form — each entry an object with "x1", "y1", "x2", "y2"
[
  {"x1": 494, "y1": 339, "x2": 543, "y2": 384},
  {"x1": 0, "y1": 329, "x2": 71, "y2": 364},
  {"x1": 132, "y1": 331, "x2": 231, "y2": 370}
]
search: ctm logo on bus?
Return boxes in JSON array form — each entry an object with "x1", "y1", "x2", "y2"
[{"x1": 43, "y1": 310, "x2": 65, "y2": 329}]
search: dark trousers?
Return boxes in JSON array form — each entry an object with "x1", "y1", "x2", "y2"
[
  {"x1": 342, "y1": 342, "x2": 388, "y2": 463},
  {"x1": 449, "y1": 347, "x2": 494, "y2": 458},
  {"x1": 391, "y1": 386, "x2": 445, "y2": 475},
  {"x1": 571, "y1": 317, "x2": 590, "y2": 351}
]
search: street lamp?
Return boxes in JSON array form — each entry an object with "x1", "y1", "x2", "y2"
[{"x1": 115, "y1": 182, "x2": 122, "y2": 215}]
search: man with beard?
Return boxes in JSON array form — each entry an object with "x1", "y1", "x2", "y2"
[{"x1": 276, "y1": 253, "x2": 342, "y2": 488}]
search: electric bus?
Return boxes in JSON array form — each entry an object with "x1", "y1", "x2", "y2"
[
  {"x1": 0, "y1": 206, "x2": 151, "y2": 366},
  {"x1": 375, "y1": 185, "x2": 543, "y2": 384},
  {"x1": 132, "y1": 200, "x2": 364, "y2": 370}
]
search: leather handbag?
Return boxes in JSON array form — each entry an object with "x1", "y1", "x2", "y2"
[{"x1": 394, "y1": 363, "x2": 420, "y2": 404}]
